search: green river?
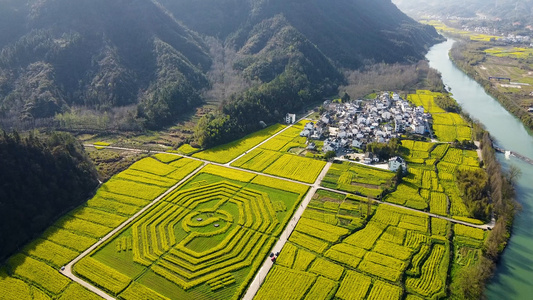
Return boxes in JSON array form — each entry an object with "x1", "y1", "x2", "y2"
[{"x1": 426, "y1": 39, "x2": 533, "y2": 299}]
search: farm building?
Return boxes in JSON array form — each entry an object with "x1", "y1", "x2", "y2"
[{"x1": 388, "y1": 156, "x2": 407, "y2": 173}]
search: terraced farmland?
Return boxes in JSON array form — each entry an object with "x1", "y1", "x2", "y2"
[{"x1": 73, "y1": 166, "x2": 308, "y2": 300}]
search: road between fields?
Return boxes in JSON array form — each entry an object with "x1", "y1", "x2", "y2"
[
  {"x1": 225, "y1": 112, "x2": 313, "y2": 166},
  {"x1": 77, "y1": 132, "x2": 494, "y2": 299},
  {"x1": 241, "y1": 162, "x2": 333, "y2": 300},
  {"x1": 84, "y1": 143, "x2": 496, "y2": 230},
  {"x1": 59, "y1": 163, "x2": 207, "y2": 300}
]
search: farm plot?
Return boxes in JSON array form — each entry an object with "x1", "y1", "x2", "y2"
[
  {"x1": 193, "y1": 124, "x2": 286, "y2": 163},
  {"x1": 262, "y1": 154, "x2": 326, "y2": 183},
  {"x1": 484, "y1": 46, "x2": 533, "y2": 59},
  {"x1": 407, "y1": 90, "x2": 447, "y2": 114},
  {"x1": 258, "y1": 124, "x2": 308, "y2": 152},
  {"x1": 0, "y1": 156, "x2": 206, "y2": 299},
  {"x1": 232, "y1": 150, "x2": 325, "y2": 184},
  {"x1": 429, "y1": 192, "x2": 448, "y2": 216},
  {"x1": 401, "y1": 140, "x2": 436, "y2": 164},
  {"x1": 231, "y1": 149, "x2": 281, "y2": 171},
  {"x1": 321, "y1": 162, "x2": 394, "y2": 198},
  {"x1": 405, "y1": 244, "x2": 448, "y2": 298},
  {"x1": 305, "y1": 190, "x2": 371, "y2": 230},
  {"x1": 384, "y1": 184, "x2": 427, "y2": 210},
  {"x1": 256, "y1": 189, "x2": 474, "y2": 299},
  {"x1": 432, "y1": 114, "x2": 472, "y2": 142},
  {"x1": 73, "y1": 168, "x2": 306, "y2": 300},
  {"x1": 407, "y1": 91, "x2": 472, "y2": 142}
]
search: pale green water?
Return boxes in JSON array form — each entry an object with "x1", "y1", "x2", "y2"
[{"x1": 426, "y1": 39, "x2": 533, "y2": 299}]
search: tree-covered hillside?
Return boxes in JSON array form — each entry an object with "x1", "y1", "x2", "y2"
[
  {"x1": 161, "y1": 0, "x2": 440, "y2": 69},
  {"x1": 0, "y1": 0, "x2": 211, "y2": 129},
  {"x1": 0, "y1": 131, "x2": 99, "y2": 261}
]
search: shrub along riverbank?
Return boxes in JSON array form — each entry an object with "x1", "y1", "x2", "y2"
[{"x1": 450, "y1": 130, "x2": 518, "y2": 298}]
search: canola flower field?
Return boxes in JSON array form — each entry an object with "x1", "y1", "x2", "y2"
[{"x1": 0, "y1": 92, "x2": 490, "y2": 300}]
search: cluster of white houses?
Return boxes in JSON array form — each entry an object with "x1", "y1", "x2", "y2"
[{"x1": 298, "y1": 92, "x2": 431, "y2": 156}]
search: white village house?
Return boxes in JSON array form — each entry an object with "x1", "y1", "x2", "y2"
[
  {"x1": 389, "y1": 156, "x2": 407, "y2": 173},
  {"x1": 285, "y1": 113, "x2": 296, "y2": 124}
]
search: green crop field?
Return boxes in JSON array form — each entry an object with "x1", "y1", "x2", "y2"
[
  {"x1": 385, "y1": 184, "x2": 428, "y2": 211},
  {"x1": 392, "y1": 92, "x2": 484, "y2": 222},
  {"x1": 407, "y1": 91, "x2": 472, "y2": 142},
  {"x1": 321, "y1": 162, "x2": 395, "y2": 198},
  {"x1": 392, "y1": 139, "x2": 482, "y2": 220},
  {"x1": 485, "y1": 47, "x2": 533, "y2": 59},
  {"x1": 72, "y1": 166, "x2": 308, "y2": 300},
  {"x1": 193, "y1": 124, "x2": 286, "y2": 163},
  {"x1": 256, "y1": 189, "x2": 479, "y2": 299},
  {"x1": 232, "y1": 150, "x2": 326, "y2": 184},
  {"x1": 424, "y1": 20, "x2": 501, "y2": 42},
  {"x1": 407, "y1": 90, "x2": 447, "y2": 114},
  {"x1": 0, "y1": 156, "x2": 205, "y2": 299}
]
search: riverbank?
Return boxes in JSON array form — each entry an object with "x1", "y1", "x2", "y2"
[
  {"x1": 448, "y1": 41, "x2": 533, "y2": 132},
  {"x1": 426, "y1": 39, "x2": 533, "y2": 299}
]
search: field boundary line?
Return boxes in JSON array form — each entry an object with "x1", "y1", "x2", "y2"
[{"x1": 318, "y1": 186, "x2": 493, "y2": 230}]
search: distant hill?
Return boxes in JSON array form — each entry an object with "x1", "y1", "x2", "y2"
[
  {"x1": 394, "y1": 0, "x2": 533, "y2": 24},
  {"x1": 0, "y1": 0, "x2": 441, "y2": 136}
]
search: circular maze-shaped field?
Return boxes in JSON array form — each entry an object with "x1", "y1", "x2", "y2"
[{"x1": 131, "y1": 181, "x2": 280, "y2": 290}]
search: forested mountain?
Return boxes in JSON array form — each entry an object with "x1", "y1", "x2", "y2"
[
  {"x1": 394, "y1": 0, "x2": 533, "y2": 24},
  {"x1": 0, "y1": 0, "x2": 441, "y2": 142},
  {"x1": 0, "y1": 131, "x2": 99, "y2": 261},
  {"x1": 161, "y1": 0, "x2": 440, "y2": 69},
  {"x1": 0, "y1": 0, "x2": 211, "y2": 129}
]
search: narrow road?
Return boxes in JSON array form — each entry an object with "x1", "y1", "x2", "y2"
[
  {"x1": 59, "y1": 163, "x2": 207, "y2": 300},
  {"x1": 241, "y1": 162, "x2": 332, "y2": 300}
]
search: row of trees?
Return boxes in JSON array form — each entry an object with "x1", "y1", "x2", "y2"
[
  {"x1": 450, "y1": 131, "x2": 519, "y2": 298},
  {"x1": 435, "y1": 95, "x2": 462, "y2": 113},
  {"x1": 456, "y1": 168, "x2": 490, "y2": 221},
  {"x1": 195, "y1": 67, "x2": 332, "y2": 148},
  {"x1": 366, "y1": 138, "x2": 402, "y2": 161}
]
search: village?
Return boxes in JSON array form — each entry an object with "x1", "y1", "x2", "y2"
[{"x1": 294, "y1": 91, "x2": 431, "y2": 170}]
